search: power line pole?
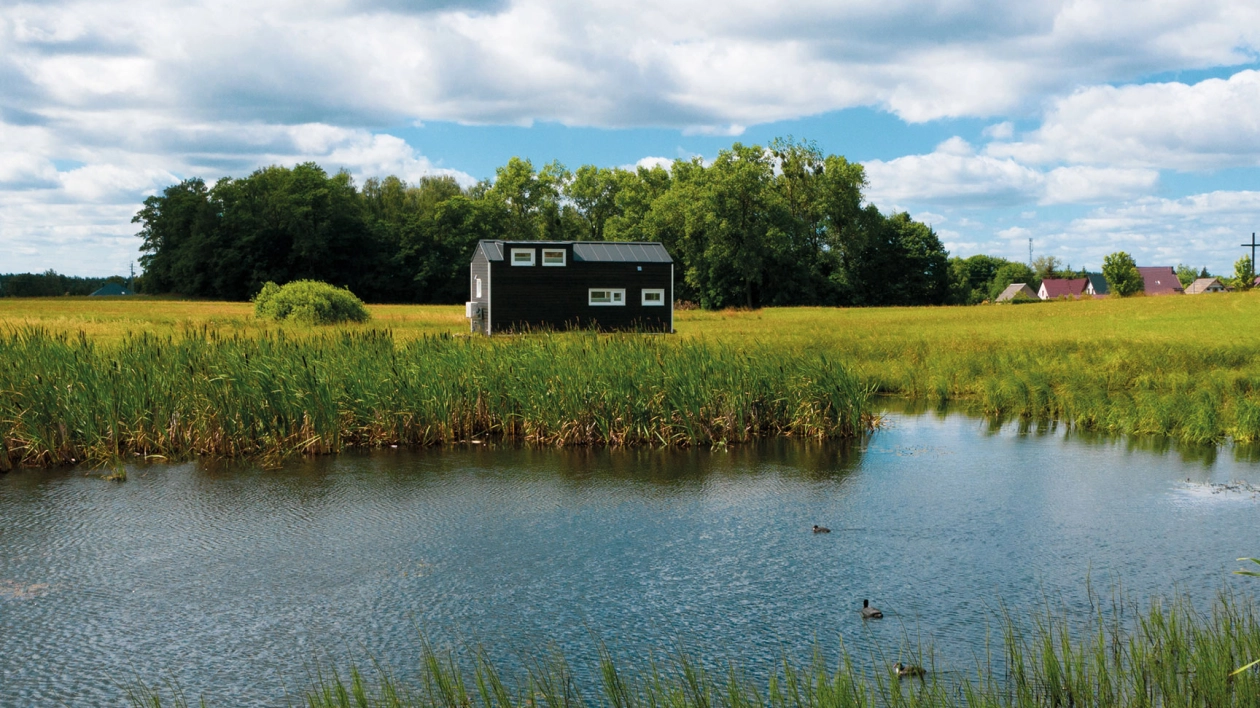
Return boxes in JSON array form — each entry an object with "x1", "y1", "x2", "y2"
[
  {"x1": 1028, "y1": 238, "x2": 1033, "y2": 268},
  {"x1": 1244, "y1": 232, "x2": 1259, "y2": 266}
]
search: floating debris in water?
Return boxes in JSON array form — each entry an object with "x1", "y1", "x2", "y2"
[
  {"x1": 1181, "y1": 479, "x2": 1260, "y2": 499},
  {"x1": 0, "y1": 580, "x2": 50, "y2": 599},
  {"x1": 1207, "y1": 480, "x2": 1260, "y2": 495}
]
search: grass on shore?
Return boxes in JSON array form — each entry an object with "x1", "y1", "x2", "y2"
[
  {"x1": 6, "y1": 292, "x2": 1260, "y2": 453},
  {"x1": 0, "y1": 327, "x2": 874, "y2": 471},
  {"x1": 128, "y1": 592, "x2": 1260, "y2": 708}
]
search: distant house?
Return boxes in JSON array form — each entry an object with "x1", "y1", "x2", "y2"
[
  {"x1": 1186, "y1": 277, "x2": 1227, "y2": 294},
  {"x1": 89, "y1": 283, "x2": 133, "y2": 296},
  {"x1": 1038, "y1": 278, "x2": 1089, "y2": 300},
  {"x1": 1137, "y1": 267, "x2": 1184, "y2": 295},
  {"x1": 1085, "y1": 273, "x2": 1109, "y2": 297},
  {"x1": 996, "y1": 283, "x2": 1038, "y2": 302}
]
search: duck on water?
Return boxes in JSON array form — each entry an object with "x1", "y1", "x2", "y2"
[
  {"x1": 894, "y1": 662, "x2": 926, "y2": 679},
  {"x1": 861, "y1": 599, "x2": 882, "y2": 619}
]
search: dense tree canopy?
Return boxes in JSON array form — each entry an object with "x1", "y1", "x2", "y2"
[
  {"x1": 1102, "y1": 251, "x2": 1144, "y2": 297},
  {"x1": 132, "y1": 140, "x2": 956, "y2": 308}
]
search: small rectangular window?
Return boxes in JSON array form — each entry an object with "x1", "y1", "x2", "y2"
[
  {"x1": 642, "y1": 288, "x2": 665, "y2": 306},
  {"x1": 475, "y1": 277, "x2": 482, "y2": 298},
  {"x1": 542, "y1": 249, "x2": 566, "y2": 266},
  {"x1": 589, "y1": 288, "x2": 626, "y2": 306},
  {"x1": 511, "y1": 248, "x2": 535, "y2": 266}
]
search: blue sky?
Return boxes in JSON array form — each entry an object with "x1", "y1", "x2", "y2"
[{"x1": 3, "y1": 0, "x2": 1260, "y2": 277}]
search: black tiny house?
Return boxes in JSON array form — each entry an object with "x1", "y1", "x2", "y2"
[{"x1": 466, "y1": 240, "x2": 673, "y2": 334}]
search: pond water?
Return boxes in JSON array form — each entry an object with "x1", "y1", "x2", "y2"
[{"x1": 2, "y1": 409, "x2": 1259, "y2": 706}]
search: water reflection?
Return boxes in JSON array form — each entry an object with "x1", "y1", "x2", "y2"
[{"x1": 0, "y1": 408, "x2": 1257, "y2": 706}]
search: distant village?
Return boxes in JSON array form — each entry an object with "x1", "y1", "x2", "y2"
[{"x1": 996, "y1": 266, "x2": 1237, "y2": 302}]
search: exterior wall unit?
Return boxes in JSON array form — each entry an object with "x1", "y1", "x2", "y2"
[{"x1": 470, "y1": 241, "x2": 674, "y2": 334}]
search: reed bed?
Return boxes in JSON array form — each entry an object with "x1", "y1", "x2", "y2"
[
  {"x1": 0, "y1": 327, "x2": 875, "y2": 470},
  {"x1": 685, "y1": 298, "x2": 1260, "y2": 446},
  {"x1": 844, "y1": 337, "x2": 1260, "y2": 446},
  {"x1": 128, "y1": 592, "x2": 1260, "y2": 708},
  {"x1": 9, "y1": 293, "x2": 1260, "y2": 450}
]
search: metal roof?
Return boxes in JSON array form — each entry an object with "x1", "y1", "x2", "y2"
[
  {"x1": 573, "y1": 242, "x2": 671, "y2": 263},
  {"x1": 479, "y1": 241, "x2": 504, "y2": 261},
  {"x1": 1137, "y1": 266, "x2": 1184, "y2": 295},
  {"x1": 1039, "y1": 278, "x2": 1089, "y2": 298},
  {"x1": 477, "y1": 240, "x2": 671, "y2": 263},
  {"x1": 995, "y1": 283, "x2": 1035, "y2": 301},
  {"x1": 1086, "y1": 273, "x2": 1109, "y2": 295}
]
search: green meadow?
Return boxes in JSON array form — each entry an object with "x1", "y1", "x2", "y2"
[{"x1": 4, "y1": 292, "x2": 1260, "y2": 469}]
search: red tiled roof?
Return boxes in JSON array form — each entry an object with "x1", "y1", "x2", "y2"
[
  {"x1": 1039, "y1": 278, "x2": 1089, "y2": 299},
  {"x1": 1137, "y1": 267, "x2": 1185, "y2": 295}
]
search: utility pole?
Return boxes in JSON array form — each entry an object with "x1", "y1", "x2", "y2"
[
  {"x1": 1244, "y1": 232, "x2": 1259, "y2": 267},
  {"x1": 1028, "y1": 238, "x2": 1033, "y2": 268}
]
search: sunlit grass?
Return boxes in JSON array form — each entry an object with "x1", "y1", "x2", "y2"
[{"x1": 6, "y1": 293, "x2": 1260, "y2": 449}]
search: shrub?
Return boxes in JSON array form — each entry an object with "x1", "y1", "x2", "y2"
[{"x1": 252, "y1": 280, "x2": 370, "y2": 325}]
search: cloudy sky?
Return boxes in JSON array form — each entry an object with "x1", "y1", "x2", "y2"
[{"x1": 4, "y1": 0, "x2": 1260, "y2": 277}]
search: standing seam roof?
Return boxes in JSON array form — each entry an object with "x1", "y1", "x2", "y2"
[
  {"x1": 572, "y1": 242, "x2": 672, "y2": 263},
  {"x1": 477, "y1": 240, "x2": 671, "y2": 263}
]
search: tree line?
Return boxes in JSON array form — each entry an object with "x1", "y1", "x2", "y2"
[
  {"x1": 0, "y1": 271, "x2": 130, "y2": 297},
  {"x1": 131, "y1": 138, "x2": 955, "y2": 308}
]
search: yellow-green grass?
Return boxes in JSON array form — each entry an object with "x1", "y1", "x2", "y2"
[
  {"x1": 6, "y1": 293, "x2": 1260, "y2": 452},
  {"x1": 0, "y1": 297, "x2": 463, "y2": 344}
]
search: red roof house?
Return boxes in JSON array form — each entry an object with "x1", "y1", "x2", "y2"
[
  {"x1": 1038, "y1": 278, "x2": 1089, "y2": 300},
  {"x1": 1137, "y1": 267, "x2": 1184, "y2": 295}
]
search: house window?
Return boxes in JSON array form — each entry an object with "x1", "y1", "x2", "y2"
[
  {"x1": 475, "y1": 276, "x2": 482, "y2": 298},
  {"x1": 511, "y1": 248, "x2": 535, "y2": 266},
  {"x1": 542, "y1": 249, "x2": 566, "y2": 266},
  {"x1": 642, "y1": 288, "x2": 665, "y2": 306},
  {"x1": 589, "y1": 288, "x2": 625, "y2": 306}
]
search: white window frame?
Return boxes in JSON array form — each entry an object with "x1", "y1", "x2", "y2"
[
  {"x1": 588, "y1": 288, "x2": 626, "y2": 306},
  {"x1": 510, "y1": 248, "x2": 535, "y2": 266},
  {"x1": 541, "y1": 248, "x2": 566, "y2": 266},
  {"x1": 641, "y1": 288, "x2": 665, "y2": 306},
  {"x1": 475, "y1": 276, "x2": 482, "y2": 298}
]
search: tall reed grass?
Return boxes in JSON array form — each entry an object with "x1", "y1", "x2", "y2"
[
  {"x1": 847, "y1": 338, "x2": 1260, "y2": 446},
  {"x1": 0, "y1": 327, "x2": 875, "y2": 470},
  {"x1": 128, "y1": 593, "x2": 1260, "y2": 708}
]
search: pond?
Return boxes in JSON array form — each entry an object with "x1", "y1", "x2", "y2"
[{"x1": 2, "y1": 408, "x2": 1258, "y2": 706}]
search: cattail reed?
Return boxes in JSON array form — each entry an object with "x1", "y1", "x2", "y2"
[{"x1": 0, "y1": 327, "x2": 875, "y2": 470}]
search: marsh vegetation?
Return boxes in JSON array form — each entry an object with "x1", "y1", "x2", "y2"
[
  {"x1": 5, "y1": 292, "x2": 1260, "y2": 468},
  {"x1": 0, "y1": 327, "x2": 873, "y2": 470},
  {"x1": 130, "y1": 594, "x2": 1260, "y2": 708}
]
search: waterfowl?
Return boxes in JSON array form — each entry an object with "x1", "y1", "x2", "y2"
[
  {"x1": 860, "y1": 599, "x2": 882, "y2": 619},
  {"x1": 812, "y1": 525, "x2": 831, "y2": 533},
  {"x1": 894, "y1": 662, "x2": 926, "y2": 679}
]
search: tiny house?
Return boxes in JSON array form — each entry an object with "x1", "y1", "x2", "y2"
[{"x1": 466, "y1": 240, "x2": 674, "y2": 334}]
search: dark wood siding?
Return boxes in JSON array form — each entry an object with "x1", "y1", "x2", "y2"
[{"x1": 487, "y1": 243, "x2": 672, "y2": 333}]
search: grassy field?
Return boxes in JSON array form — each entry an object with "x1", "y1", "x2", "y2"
[
  {"x1": 130, "y1": 592, "x2": 1260, "y2": 708},
  {"x1": 0, "y1": 297, "x2": 464, "y2": 343},
  {"x1": 5, "y1": 293, "x2": 1260, "y2": 465}
]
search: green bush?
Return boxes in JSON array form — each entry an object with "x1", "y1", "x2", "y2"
[{"x1": 252, "y1": 280, "x2": 370, "y2": 325}]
